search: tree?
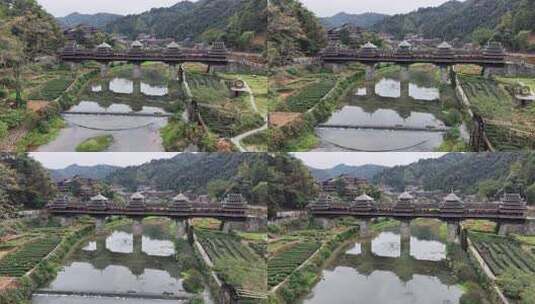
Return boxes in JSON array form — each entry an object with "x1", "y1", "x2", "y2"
[
  {"x1": 527, "y1": 183, "x2": 535, "y2": 206},
  {"x1": 472, "y1": 27, "x2": 494, "y2": 46},
  {"x1": 0, "y1": 24, "x2": 25, "y2": 107}
]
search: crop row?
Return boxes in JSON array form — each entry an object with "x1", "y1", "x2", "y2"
[
  {"x1": 267, "y1": 241, "x2": 320, "y2": 287},
  {"x1": 286, "y1": 78, "x2": 337, "y2": 112},
  {"x1": 471, "y1": 234, "x2": 535, "y2": 276},
  {"x1": 196, "y1": 230, "x2": 261, "y2": 264},
  {"x1": 0, "y1": 237, "x2": 61, "y2": 277}
]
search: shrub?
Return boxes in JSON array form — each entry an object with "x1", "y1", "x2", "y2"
[{"x1": 183, "y1": 269, "x2": 205, "y2": 293}]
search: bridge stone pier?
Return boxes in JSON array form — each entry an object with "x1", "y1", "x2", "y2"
[
  {"x1": 365, "y1": 64, "x2": 376, "y2": 81},
  {"x1": 94, "y1": 217, "x2": 106, "y2": 232},
  {"x1": 439, "y1": 65, "x2": 450, "y2": 84},
  {"x1": 133, "y1": 79, "x2": 142, "y2": 96},
  {"x1": 447, "y1": 221, "x2": 460, "y2": 244},
  {"x1": 400, "y1": 65, "x2": 410, "y2": 99},
  {"x1": 100, "y1": 62, "x2": 110, "y2": 78},
  {"x1": 175, "y1": 219, "x2": 188, "y2": 240},
  {"x1": 359, "y1": 219, "x2": 370, "y2": 238},
  {"x1": 399, "y1": 220, "x2": 411, "y2": 258},
  {"x1": 132, "y1": 63, "x2": 142, "y2": 80}
]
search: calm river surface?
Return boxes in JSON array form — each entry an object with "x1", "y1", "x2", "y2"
[
  {"x1": 301, "y1": 220, "x2": 464, "y2": 304},
  {"x1": 31, "y1": 221, "x2": 211, "y2": 304},
  {"x1": 314, "y1": 74, "x2": 456, "y2": 152},
  {"x1": 37, "y1": 64, "x2": 184, "y2": 152}
]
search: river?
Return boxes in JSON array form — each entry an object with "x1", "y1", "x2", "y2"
[
  {"x1": 301, "y1": 220, "x2": 465, "y2": 304},
  {"x1": 37, "y1": 65, "x2": 185, "y2": 152},
  {"x1": 31, "y1": 220, "x2": 211, "y2": 304},
  {"x1": 314, "y1": 66, "x2": 469, "y2": 152}
]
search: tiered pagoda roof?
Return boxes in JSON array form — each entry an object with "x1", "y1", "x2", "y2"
[
  {"x1": 209, "y1": 41, "x2": 228, "y2": 57},
  {"x1": 482, "y1": 42, "x2": 505, "y2": 58},
  {"x1": 499, "y1": 193, "x2": 527, "y2": 216},
  {"x1": 165, "y1": 41, "x2": 181, "y2": 55},
  {"x1": 309, "y1": 193, "x2": 333, "y2": 210},
  {"x1": 397, "y1": 40, "x2": 412, "y2": 55},
  {"x1": 222, "y1": 193, "x2": 247, "y2": 210},
  {"x1": 436, "y1": 41, "x2": 454, "y2": 57},
  {"x1": 88, "y1": 193, "x2": 108, "y2": 211},
  {"x1": 393, "y1": 191, "x2": 415, "y2": 213},
  {"x1": 440, "y1": 192, "x2": 465, "y2": 214},
  {"x1": 129, "y1": 40, "x2": 144, "y2": 54},
  {"x1": 51, "y1": 195, "x2": 69, "y2": 209},
  {"x1": 352, "y1": 193, "x2": 375, "y2": 212},
  {"x1": 127, "y1": 192, "x2": 145, "y2": 211},
  {"x1": 360, "y1": 42, "x2": 378, "y2": 57},
  {"x1": 169, "y1": 193, "x2": 192, "y2": 212}
]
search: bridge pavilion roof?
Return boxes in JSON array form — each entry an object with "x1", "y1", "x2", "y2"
[
  {"x1": 91, "y1": 193, "x2": 108, "y2": 201},
  {"x1": 362, "y1": 42, "x2": 378, "y2": 49},
  {"x1": 444, "y1": 192, "x2": 460, "y2": 202},
  {"x1": 97, "y1": 42, "x2": 112, "y2": 49},
  {"x1": 131, "y1": 192, "x2": 145, "y2": 200},
  {"x1": 355, "y1": 193, "x2": 374, "y2": 202},
  {"x1": 167, "y1": 41, "x2": 180, "y2": 49},
  {"x1": 398, "y1": 191, "x2": 414, "y2": 200},
  {"x1": 131, "y1": 40, "x2": 143, "y2": 48},
  {"x1": 173, "y1": 193, "x2": 190, "y2": 202},
  {"x1": 399, "y1": 40, "x2": 412, "y2": 49},
  {"x1": 437, "y1": 41, "x2": 452, "y2": 49}
]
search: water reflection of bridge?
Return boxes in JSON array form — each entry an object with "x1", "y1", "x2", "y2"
[
  {"x1": 336, "y1": 238, "x2": 454, "y2": 285},
  {"x1": 75, "y1": 235, "x2": 178, "y2": 277}
]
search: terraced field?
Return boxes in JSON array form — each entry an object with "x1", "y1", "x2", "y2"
[
  {"x1": 195, "y1": 229, "x2": 267, "y2": 301},
  {"x1": 471, "y1": 232, "x2": 535, "y2": 276},
  {"x1": 267, "y1": 241, "x2": 320, "y2": 288},
  {"x1": 458, "y1": 75, "x2": 535, "y2": 150},
  {"x1": 285, "y1": 77, "x2": 337, "y2": 112},
  {"x1": 0, "y1": 236, "x2": 61, "y2": 277}
]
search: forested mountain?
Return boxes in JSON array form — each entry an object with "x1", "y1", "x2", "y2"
[
  {"x1": 374, "y1": 0, "x2": 535, "y2": 50},
  {"x1": 56, "y1": 12, "x2": 123, "y2": 28},
  {"x1": 268, "y1": 154, "x2": 317, "y2": 218},
  {"x1": 267, "y1": 0, "x2": 326, "y2": 65},
  {"x1": 309, "y1": 164, "x2": 387, "y2": 182},
  {"x1": 49, "y1": 164, "x2": 121, "y2": 181},
  {"x1": 0, "y1": 0, "x2": 63, "y2": 60},
  {"x1": 0, "y1": 154, "x2": 56, "y2": 218},
  {"x1": 374, "y1": 153, "x2": 535, "y2": 203},
  {"x1": 105, "y1": 0, "x2": 266, "y2": 51},
  {"x1": 320, "y1": 12, "x2": 388, "y2": 29}
]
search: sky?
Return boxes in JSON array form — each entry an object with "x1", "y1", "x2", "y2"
[
  {"x1": 294, "y1": 152, "x2": 447, "y2": 169},
  {"x1": 36, "y1": 0, "x2": 189, "y2": 17},
  {"x1": 29, "y1": 153, "x2": 179, "y2": 169},
  {"x1": 300, "y1": 0, "x2": 458, "y2": 17}
]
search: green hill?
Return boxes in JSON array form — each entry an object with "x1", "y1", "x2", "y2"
[
  {"x1": 374, "y1": 153, "x2": 535, "y2": 202},
  {"x1": 267, "y1": 0, "x2": 327, "y2": 65},
  {"x1": 374, "y1": 0, "x2": 535, "y2": 50},
  {"x1": 320, "y1": 12, "x2": 388, "y2": 29},
  {"x1": 0, "y1": 154, "x2": 57, "y2": 219},
  {"x1": 56, "y1": 12, "x2": 123, "y2": 28},
  {"x1": 105, "y1": 0, "x2": 266, "y2": 52}
]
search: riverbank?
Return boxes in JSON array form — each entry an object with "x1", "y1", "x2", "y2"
[
  {"x1": 269, "y1": 66, "x2": 364, "y2": 151},
  {"x1": 0, "y1": 218, "x2": 95, "y2": 304}
]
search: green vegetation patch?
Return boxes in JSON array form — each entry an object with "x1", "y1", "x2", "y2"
[
  {"x1": 470, "y1": 231, "x2": 535, "y2": 277},
  {"x1": 196, "y1": 229, "x2": 266, "y2": 294},
  {"x1": 0, "y1": 236, "x2": 61, "y2": 277},
  {"x1": 30, "y1": 77, "x2": 73, "y2": 101},
  {"x1": 75, "y1": 135, "x2": 113, "y2": 152},
  {"x1": 285, "y1": 78, "x2": 336, "y2": 112},
  {"x1": 268, "y1": 240, "x2": 320, "y2": 288}
]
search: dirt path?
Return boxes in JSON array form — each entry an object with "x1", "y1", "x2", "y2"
[{"x1": 231, "y1": 80, "x2": 268, "y2": 152}]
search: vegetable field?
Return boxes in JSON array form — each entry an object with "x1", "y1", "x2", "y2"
[
  {"x1": 286, "y1": 78, "x2": 337, "y2": 112},
  {"x1": 471, "y1": 232, "x2": 535, "y2": 276},
  {"x1": 268, "y1": 241, "x2": 320, "y2": 288},
  {"x1": 0, "y1": 237, "x2": 61, "y2": 277},
  {"x1": 195, "y1": 229, "x2": 267, "y2": 299}
]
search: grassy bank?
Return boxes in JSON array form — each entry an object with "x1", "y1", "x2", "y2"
[{"x1": 75, "y1": 135, "x2": 113, "y2": 152}]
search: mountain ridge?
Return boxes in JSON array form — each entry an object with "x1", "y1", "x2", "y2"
[
  {"x1": 56, "y1": 12, "x2": 123, "y2": 28},
  {"x1": 308, "y1": 164, "x2": 387, "y2": 182},
  {"x1": 320, "y1": 12, "x2": 388, "y2": 29}
]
